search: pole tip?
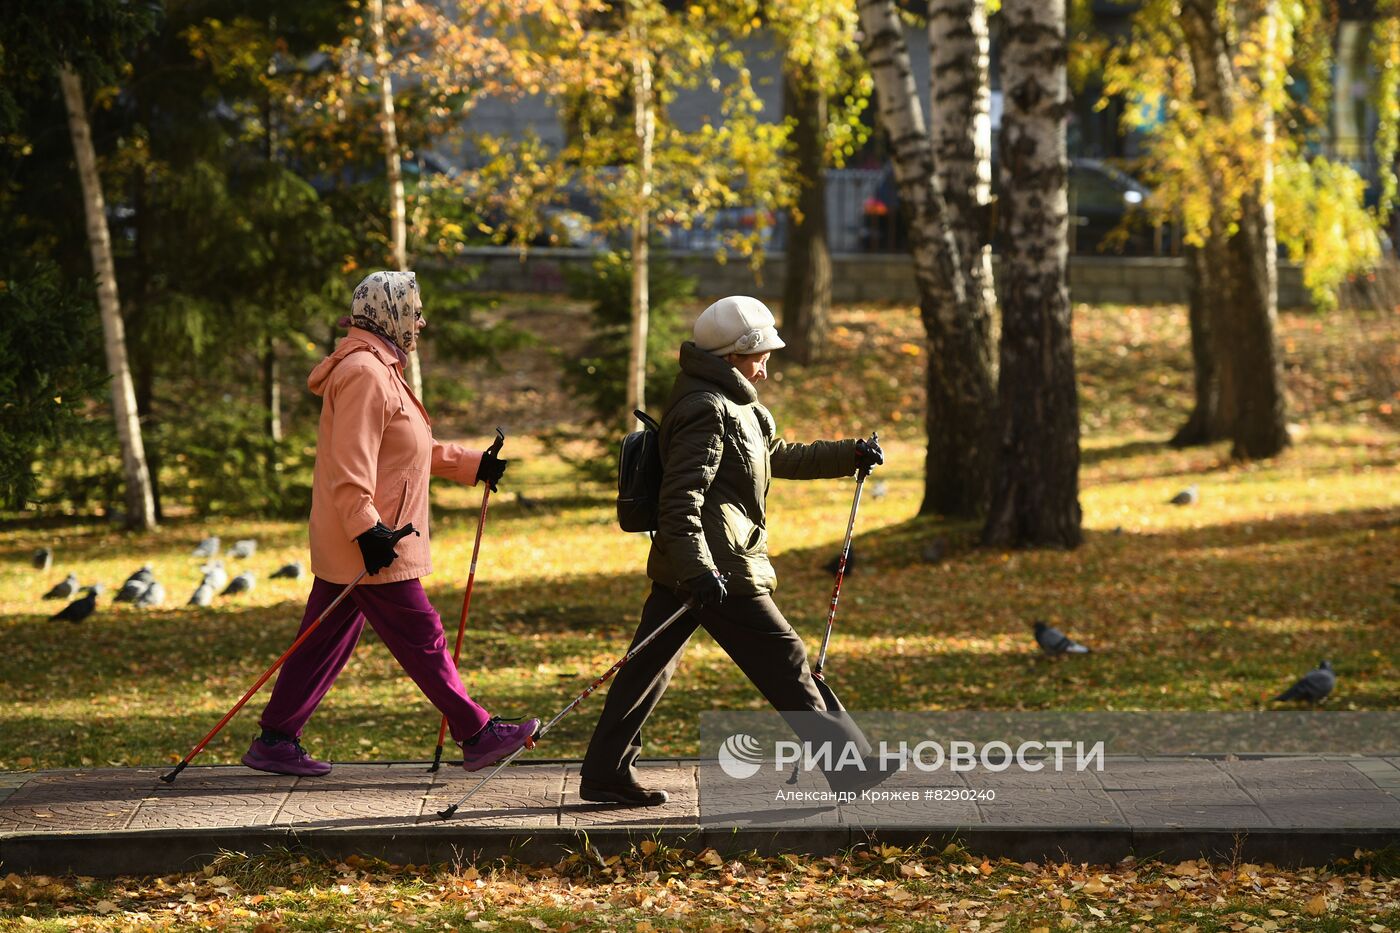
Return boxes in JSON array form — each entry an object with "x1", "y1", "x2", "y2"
[
  {"x1": 159, "y1": 764, "x2": 183, "y2": 784},
  {"x1": 437, "y1": 805, "x2": 458, "y2": 820}
]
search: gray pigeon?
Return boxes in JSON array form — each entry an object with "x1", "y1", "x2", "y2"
[
  {"x1": 51, "y1": 585, "x2": 102, "y2": 623},
  {"x1": 1272, "y1": 660, "x2": 1335, "y2": 704},
  {"x1": 192, "y1": 536, "x2": 220, "y2": 558},
  {"x1": 870, "y1": 480, "x2": 888, "y2": 500},
  {"x1": 270, "y1": 561, "x2": 304, "y2": 580},
  {"x1": 921, "y1": 538, "x2": 947, "y2": 564},
  {"x1": 229, "y1": 539, "x2": 257, "y2": 559},
  {"x1": 1033, "y1": 620, "x2": 1091, "y2": 655},
  {"x1": 1169, "y1": 485, "x2": 1200, "y2": 506},
  {"x1": 200, "y1": 560, "x2": 228, "y2": 591},
  {"x1": 32, "y1": 547, "x2": 53, "y2": 571},
  {"x1": 114, "y1": 565, "x2": 155, "y2": 603},
  {"x1": 43, "y1": 573, "x2": 79, "y2": 600},
  {"x1": 133, "y1": 580, "x2": 165, "y2": 609},
  {"x1": 188, "y1": 579, "x2": 215, "y2": 607},
  {"x1": 222, "y1": 571, "x2": 255, "y2": 596}
]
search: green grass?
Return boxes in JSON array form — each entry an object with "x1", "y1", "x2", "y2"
[{"x1": 1, "y1": 302, "x2": 1398, "y2": 775}]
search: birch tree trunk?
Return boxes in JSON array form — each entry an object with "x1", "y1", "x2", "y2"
[
  {"x1": 1179, "y1": 0, "x2": 1289, "y2": 459},
  {"x1": 370, "y1": 0, "x2": 423, "y2": 400},
  {"x1": 983, "y1": 0, "x2": 1081, "y2": 548},
  {"x1": 59, "y1": 65, "x2": 157, "y2": 532},
  {"x1": 626, "y1": 6, "x2": 655, "y2": 429},
  {"x1": 928, "y1": 0, "x2": 996, "y2": 323},
  {"x1": 779, "y1": 70, "x2": 832, "y2": 366},
  {"x1": 855, "y1": 0, "x2": 996, "y2": 517}
]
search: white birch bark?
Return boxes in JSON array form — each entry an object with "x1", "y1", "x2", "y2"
[
  {"x1": 626, "y1": 5, "x2": 655, "y2": 429},
  {"x1": 370, "y1": 0, "x2": 423, "y2": 399},
  {"x1": 59, "y1": 65, "x2": 157, "y2": 531},
  {"x1": 928, "y1": 0, "x2": 996, "y2": 320}
]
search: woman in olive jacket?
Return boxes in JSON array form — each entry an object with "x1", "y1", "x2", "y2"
[{"x1": 579, "y1": 296, "x2": 884, "y2": 806}]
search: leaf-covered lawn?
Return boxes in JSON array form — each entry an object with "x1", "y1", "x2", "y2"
[
  {"x1": 2, "y1": 301, "x2": 1396, "y2": 771},
  {"x1": 1, "y1": 300, "x2": 1398, "y2": 926},
  {"x1": 3, "y1": 843, "x2": 1398, "y2": 931}
]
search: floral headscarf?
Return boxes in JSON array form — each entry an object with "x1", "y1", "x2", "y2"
[{"x1": 349, "y1": 271, "x2": 421, "y2": 354}]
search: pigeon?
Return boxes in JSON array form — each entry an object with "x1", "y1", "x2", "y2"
[
  {"x1": 823, "y1": 545, "x2": 856, "y2": 576},
  {"x1": 222, "y1": 572, "x2": 255, "y2": 596},
  {"x1": 270, "y1": 561, "x2": 304, "y2": 580},
  {"x1": 1033, "y1": 620, "x2": 1091, "y2": 655},
  {"x1": 230, "y1": 539, "x2": 257, "y2": 559},
  {"x1": 1272, "y1": 660, "x2": 1336, "y2": 704},
  {"x1": 192, "y1": 536, "x2": 220, "y2": 558},
  {"x1": 114, "y1": 565, "x2": 155, "y2": 603},
  {"x1": 32, "y1": 547, "x2": 53, "y2": 571},
  {"x1": 200, "y1": 560, "x2": 228, "y2": 591},
  {"x1": 43, "y1": 573, "x2": 79, "y2": 600},
  {"x1": 188, "y1": 579, "x2": 215, "y2": 607},
  {"x1": 51, "y1": 585, "x2": 102, "y2": 623},
  {"x1": 1169, "y1": 485, "x2": 1200, "y2": 506},
  {"x1": 870, "y1": 480, "x2": 888, "y2": 500},
  {"x1": 920, "y1": 538, "x2": 947, "y2": 564},
  {"x1": 133, "y1": 580, "x2": 165, "y2": 609}
]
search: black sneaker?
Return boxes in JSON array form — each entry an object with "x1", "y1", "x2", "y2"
[{"x1": 579, "y1": 777, "x2": 669, "y2": 807}]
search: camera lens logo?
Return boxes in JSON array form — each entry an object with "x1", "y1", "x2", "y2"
[{"x1": 718, "y1": 733, "x2": 764, "y2": 779}]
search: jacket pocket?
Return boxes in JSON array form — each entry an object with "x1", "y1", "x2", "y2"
[{"x1": 716, "y1": 502, "x2": 765, "y2": 555}]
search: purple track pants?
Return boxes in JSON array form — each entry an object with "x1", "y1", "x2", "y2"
[{"x1": 258, "y1": 576, "x2": 490, "y2": 744}]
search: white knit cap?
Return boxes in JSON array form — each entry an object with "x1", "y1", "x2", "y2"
[{"x1": 693, "y1": 296, "x2": 786, "y2": 357}]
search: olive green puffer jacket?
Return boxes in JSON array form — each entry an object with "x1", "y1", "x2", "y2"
[{"x1": 646, "y1": 341, "x2": 859, "y2": 597}]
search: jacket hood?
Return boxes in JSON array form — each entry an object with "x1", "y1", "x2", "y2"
[
  {"x1": 675, "y1": 341, "x2": 758, "y2": 405},
  {"x1": 307, "y1": 328, "x2": 399, "y2": 397}
]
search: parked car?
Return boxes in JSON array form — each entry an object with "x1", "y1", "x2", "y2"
[
  {"x1": 858, "y1": 158, "x2": 1170, "y2": 255},
  {"x1": 660, "y1": 205, "x2": 781, "y2": 252}
]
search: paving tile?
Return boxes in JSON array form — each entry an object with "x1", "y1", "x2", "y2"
[
  {"x1": 274, "y1": 764, "x2": 432, "y2": 828},
  {"x1": 1095, "y1": 759, "x2": 1238, "y2": 792},
  {"x1": 422, "y1": 764, "x2": 564, "y2": 827},
  {"x1": 1247, "y1": 786, "x2": 1400, "y2": 829},
  {"x1": 127, "y1": 768, "x2": 296, "y2": 830},
  {"x1": 1108, "y1": 788, "x2": 1271, "y2": 829},
  {"x1": 0, "y1": 769, "x2": 160, "y2": 833},
  {"x1": 1218, "y1": 758, "x2": 1376, "y2": 790},
  {"x1": 975, "y1": 787, "x2": 1127, "y2": 828},
  {"x1": 560, "y1": 764, "x2": 697, "y2": 829}
]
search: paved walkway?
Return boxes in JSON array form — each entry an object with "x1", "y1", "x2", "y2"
[{"x1": 3, "y1": 756, "x2": 1399, "y2": 875}]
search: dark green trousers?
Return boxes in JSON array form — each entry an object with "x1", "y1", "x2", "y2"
[{"x1": 581, "y1": 582, "x2": 870, "y2": 785}]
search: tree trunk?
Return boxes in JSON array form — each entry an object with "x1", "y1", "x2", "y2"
[
  {"x1": 370, "y1": 0, "x2": 423, "y2": 400},
  {"x1": 856, "y1": 0, "x2": 997, "y2": 517},
  {"x1": 1170, "y1": 242, "x2": 1227, "y2": 447},
  {"x1": 983, "y1": 0, "x2": 1081, "y2": 548},
  {"x1": 59, "y1": 65, "x2": 157, "y2": 532},
  {"x1": 1179, "y1": 0, "x2": 1289, "y2": 459},
  {"x1": 263, "y1": 336, "x2": 282, "y2": 493},
  {"x1": 626, "y1": 9, "x2": 655, "y2": 429},
  {"x1": 928, "y1": 0, "x2": 996, "y2": 322},
  {"x1": 779, "y1": 70, "x2": 832, "y2": 367}
]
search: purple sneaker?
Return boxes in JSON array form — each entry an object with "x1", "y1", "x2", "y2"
[
  {"x1": 241, "y1": 735, "x2": 332, "y2": 776},
  {"x1": 461, "y1": 716, "x2": 541, "y2": 772}
]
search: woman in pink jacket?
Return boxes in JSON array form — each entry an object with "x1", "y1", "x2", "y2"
[{"x1": 242, "y1": 270, "x2": 539, "y2": 776}]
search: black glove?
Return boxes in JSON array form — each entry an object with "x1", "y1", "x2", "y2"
[
  {"x1": 684, "y1": 570, "x2": 728, "y2": 607},
  {"x1": 854, "y1": 436, "x2": 884, "y2": 474},
  {"x1": 478, "y1": 447, "x2": 508, "y2": 492},
  {"x1": 357, "y1": 522, "x2": 404, "y2": 575}
]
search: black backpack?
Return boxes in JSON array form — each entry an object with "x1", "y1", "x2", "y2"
[{"x1": 617, "y1": 409, "x2": 663, "y2": 533}]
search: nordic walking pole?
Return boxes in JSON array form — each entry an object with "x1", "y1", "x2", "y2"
[
  {"x1": 814, "y1": 432, "x2": 877, "y2": 679},
  {"x1": 438, "y1": 597, "x2": 698, "y2": 819},
  {"x1": 161, "y1": 490, "x2": 418, "y2": 784},
  {"x1": 430, "y1": 428, "x2": 505, "y2": 772}
]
